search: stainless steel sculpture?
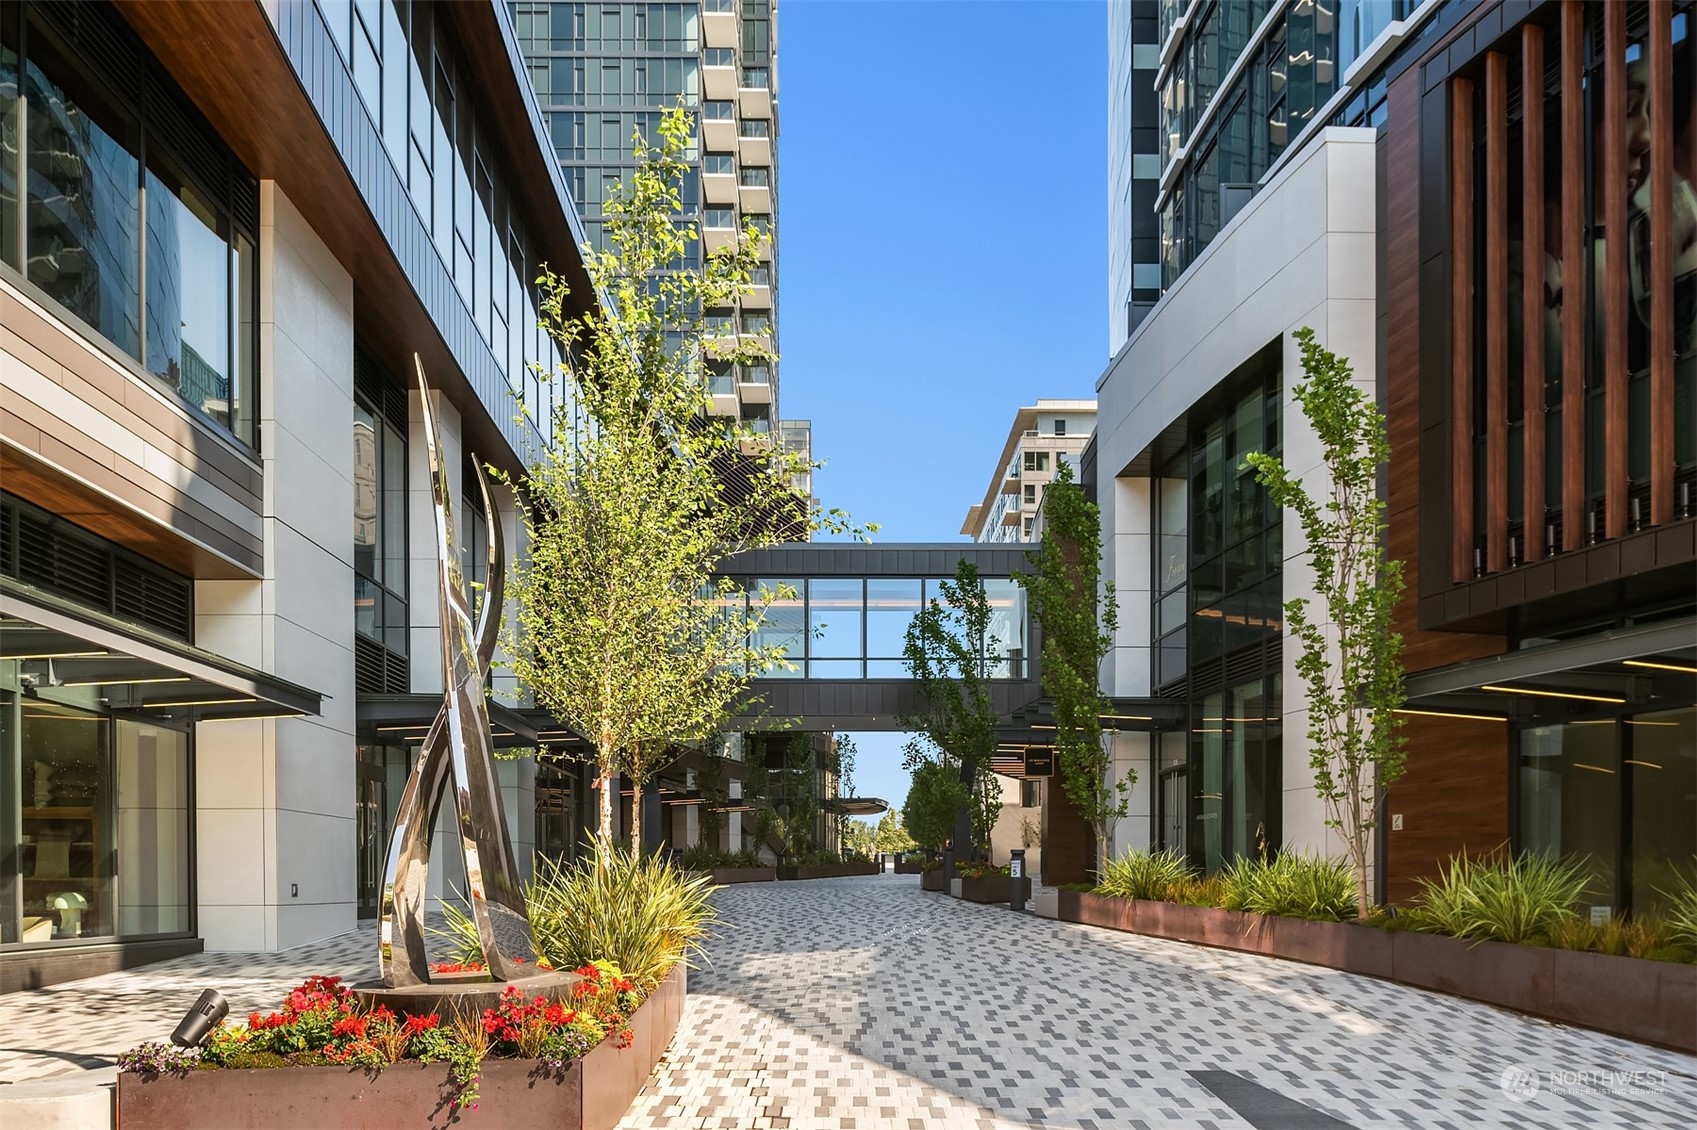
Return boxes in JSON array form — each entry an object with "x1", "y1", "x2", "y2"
[{"x1": 377, "y1": 357, "x2": 542, "y2": 987}]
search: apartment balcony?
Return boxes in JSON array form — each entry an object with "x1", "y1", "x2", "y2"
[
  {"x1": 702, "y1": 9, "x2": 737, "y2": 48},
  {"x1": 709, "y1": 388, "x2": 740, "y2": 417},
  {"x1": 739, "y1": 136, "x2": 772, "y2": 166},
  {"x1": 1001, "y1": 471, "x2": 1020, "y2": 493},
  {"x1": 738, "y1": 375, "x2": 773, "y2": 405},
  {"x1": 738, "y1": 82, "x2": 772, "y2": 119},
  {"x1": 704, "y1": 171, "x2": 737, "y2": 205},
  {"x1": 703, "y1": 118, "x2": 737, "y2": 152},
  {"x1": 741, "y1": 283, "x2": 773, "y2": 310},
  {"x1": 702, "y1": 225, "x2": 736, "y2": 256},
  {"x1": 738, "y1": 184, "x2": 771, "y2": 213},
  {"x1": 704, "y1": 62, "x2": 737, "y2": 101},
  {"x1": 1001, "y1": 503, "x2": 1023, "y2": 526}
]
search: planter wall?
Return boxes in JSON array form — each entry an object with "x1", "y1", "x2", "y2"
[
  {"x1": 708, "y1": 867, "x2": 776, "y2": 885},
  {"x1": 775, "y1": 863, "x2": 880, "y2": 880},
  {"x1": 958, "y1": 876, "x2": 1012, "y2": 904},
  {"x1": 117, "y1": 965, "x2": 688, "y2": 1130},
  {"x1": 919, "y1": 870, "x2": 945, "y2": 892},
  {"x1": 1054, "y1": 895, "x2": 1696, "y2": 1053},
  {"x1": 893, "y1": 860, "x2": 926, "y2": 875}
]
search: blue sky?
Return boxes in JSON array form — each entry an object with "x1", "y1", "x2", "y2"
[{"x1": 776, "y1": 1, "x2": 1108, "y2": 815}]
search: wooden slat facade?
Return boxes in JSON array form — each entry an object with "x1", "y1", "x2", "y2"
[
  {"x1": 1602, "y1": 0, "x2": 1628, "y2": 539},
  {"x1": 1649, "y1": 0, "x2": 1675, "y2": 528},
  {"x1": 1450, "y1": 77, "x2": 1475, "y2": 582},
  {"x1": 1484, "y1": 52, "x2": 1509, "y2": 574},
  {"x1": 1560, "y1": 0, "x2": 1586, "y2": 552},
  {"x1": 1521, "y1": 24, "x2": 1546, "y2": 561}
]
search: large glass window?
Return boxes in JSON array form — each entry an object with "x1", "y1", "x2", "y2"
[
  {"x1": 1, "y1": 693, "x2": 191, "y2": 947},
  {"x1": 353, "y1": 379, "x2": 408, "y2": 671},
  {"x1": 1519, "y1": 721, "x2": 1622, "y2": 914},
  {"x1": 7, "y1": 7, "x2": 258, "y2": 446}
]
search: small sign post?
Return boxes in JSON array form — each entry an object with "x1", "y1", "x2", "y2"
[{"x1": 1009, "y1": 848, "x2": 1027, "y2": 911}]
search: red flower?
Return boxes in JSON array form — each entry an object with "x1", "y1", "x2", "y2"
[
  {"x1": 332, "y1": 1015, "x2": 368, "y2": 1038},
  {"x1": 404, "y1": 1014, "x2": 440, "y2": 1036},
  {"x1": 371, "y1": 1005, "x2": 395, "y2": 1024}
]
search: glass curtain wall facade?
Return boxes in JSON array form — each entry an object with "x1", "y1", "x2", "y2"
[
  {"x1": 316, "y1": 0, "x2": 569, "y2": 442},
  {"x1": 1150, "y1": 360, "x2": 1284, "y2": 871},
  {"x1": 352, "y1": 349, "x2": 410, "y2": 695},
  {"x1": 514, "y1": 0, "x2": 781, "y2": 425},
  {"x1": 1, "y1": 1, "x2": 259, "y2": 447},
  {"x1": 1107, "y1": 0, "x2": 1163, "y2": 349},
  {"x1": 1155, "y1": 0, "x2": 1423, "y2": 286},
  {"x1": 744, "y1": 577, "x2": 1028, "y2": 680}
]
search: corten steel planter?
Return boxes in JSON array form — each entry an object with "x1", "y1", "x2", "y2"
[
  {"x1": 1054, "y1": 894, "x2": 1696, "y2": 1053},
  {"x1": 919, "y1": 870, "x2": 945, "y2": 892},
  {"x1": 958, "y1": 876, "x2": 1013, "y2": 904},
  {"x1": 775, "y1": 863, "x2": 881, "y2": 880},
  {"x1": 117, "y1": 965, "x2": 688, "y2": 1130},
  {"x1": 707, "y1": 866, "x2": 777, "y2": 885},
  {"x1": 1056, "y1": 891, "x2": 1136, "y2": 933},
  {"x1": 893, "y1": 859, "x2": 926, "y2": 875}
]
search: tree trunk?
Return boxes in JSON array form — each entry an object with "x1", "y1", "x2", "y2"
[
  {"x1": 596, "y1": 753, "x2": 614, "y2": 844},
  {"x1": 630, "y1": 785, "x2": 643, "y2": 857}
]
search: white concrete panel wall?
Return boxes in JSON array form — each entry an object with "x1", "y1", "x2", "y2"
[
  {"x1": 195, "y1": 183, "x2": 357, "y2": 951},
  {"x1": 1107, "y1": 476, "x2": 1152, "y2": 698},
  {"x1": 1108, "y1": 730, "x2": 1153, "y2": 860},
  {"x1": 1095, "y1": 129, "x2": 1381, "y2": 864}
]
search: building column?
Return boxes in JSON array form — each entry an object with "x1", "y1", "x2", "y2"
[{"x1": 194, "y1": 183, "x2": 357, "y2": 951}]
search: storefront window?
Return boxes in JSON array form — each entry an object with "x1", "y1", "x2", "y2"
[
  {"x1": 1629, "y1": 707, "x2": 1697, "y2": 915},
  {"x1": 1519, "y1": 721, "x2": 1620, "y2": 914},
  {"x1": 2, "y1": 693, "x2": 193, "y2": 947}
]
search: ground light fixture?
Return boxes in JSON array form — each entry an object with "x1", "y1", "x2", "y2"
[{"x1": 170, "y1": 988, "x2": 230, "y2": 1047}]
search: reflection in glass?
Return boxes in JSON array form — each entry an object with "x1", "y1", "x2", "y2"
[
  {"x1": 1520, "y1": 721, "x2": 1619, "y2": 913},
  {"x1": 146, "y1": 170, "x2": 232, "y2": 430},
  {"x1": 808, "y1": 579, "x2": 863, "y2": 660},
  {"x1": 865, "y1": 579, "x2": 921, "y2": 662},
  {"x1": 1628, "y1": 707, "x2": 1697, "y2": 916},
  {"x1": 25, "y1": 46, "x2": 141, "y2": 359},
  {"x1": 2, "y1": 34, "x2": 18, "y2": 269},
  {"x1": 115, "y1": 719, "x2": 189, "y2": 936},
  {"x1": 752, "y1": 579, "x2": 804, "y2": 676}
]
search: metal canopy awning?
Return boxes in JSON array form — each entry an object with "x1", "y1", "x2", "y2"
[
  {"x1": 1400, "y1": 617, "x2": 1696, "y2": 720},
  {"x1": 1, "y1": 580, "x2": 324, "y2": 722},
  {"x1": 356, "y1": 693, "x2": 562, "y2": 749},
  {"x1": 826, "y1": 796, "x2": 890, "y2": 817}
]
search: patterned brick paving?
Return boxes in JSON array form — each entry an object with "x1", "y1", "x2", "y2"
[
  {"x1": 2, "y1": 874, "x2": 1692, "y2": 1130},
  {"x1": 618, "y1": 874, "x2": 1695, "y2": 1129}
]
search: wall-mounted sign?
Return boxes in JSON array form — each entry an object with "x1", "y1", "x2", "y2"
[{"x1": 1024, "y1": 748, "x2": 1053, "y2": 777}]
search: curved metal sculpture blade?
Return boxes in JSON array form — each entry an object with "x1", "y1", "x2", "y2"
[{"x1": 377, "y1": 356, "x2": 540, "y2": 987}]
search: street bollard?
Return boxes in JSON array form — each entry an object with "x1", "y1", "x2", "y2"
[
  {"x1": 942, "y1": 840, "x2": 956, "y2": 887},
  {"x1": 1009, "y1": 848, "x2": 1028, "y2": 911}
]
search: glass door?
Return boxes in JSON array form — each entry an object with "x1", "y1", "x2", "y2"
[
  {"x1": 355, "y1": 753, "x2": 387, "y2": 919},
  {"x1": 1159, "y1": 767, "x2": 1188, "y2": 856}
]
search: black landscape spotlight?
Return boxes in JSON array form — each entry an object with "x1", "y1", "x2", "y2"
[{"x1": 171, "y1": 988, "x2": 230, "y2": 1047}]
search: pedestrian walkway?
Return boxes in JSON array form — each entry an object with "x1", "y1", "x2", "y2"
[
  {"x1": 1, "y1": 875, "x2": 1692, "y2": 1128},
  {"x1": 621, "y1": 874, "x2": 1695, "y2": 1130}
]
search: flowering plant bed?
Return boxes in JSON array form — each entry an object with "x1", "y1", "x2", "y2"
[
  {"x1": 1055, "y1": 893, "x2": 1695, "y2": 1053},
  {"x1": 116, "y1": 963, "x2": 687, "y2": 1129}
]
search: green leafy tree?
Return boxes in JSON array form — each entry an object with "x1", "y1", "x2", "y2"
[
  {"x1": 902, "y1": 758, "x2": 966, "y2": 853},
  {"x1": 830, "y1": 733, "x2": 858, "y2": 852},
  {"x1": 510, "y1": 107, "x2": 869, "y2": 851},
  {"x1": 1016, "y1": 461, "x2": 1126, "y2": 876},
  {"x1": 1244, "y1": 327, "x2": 1406, "y2": 918},
  {"x1": 872, "y1": 811, "x2": 917, "y2": 855},
  {"x1": 901, "y1": 560, "x2": 1000, "y2": 858},
  {"x1": 841, "y1": 818, "x2": 877, "y2": 860}
]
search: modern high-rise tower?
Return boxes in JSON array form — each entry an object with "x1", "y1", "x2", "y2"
[{"x1": 512, "y1": 0, "x2": 781, "y2": 430}]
